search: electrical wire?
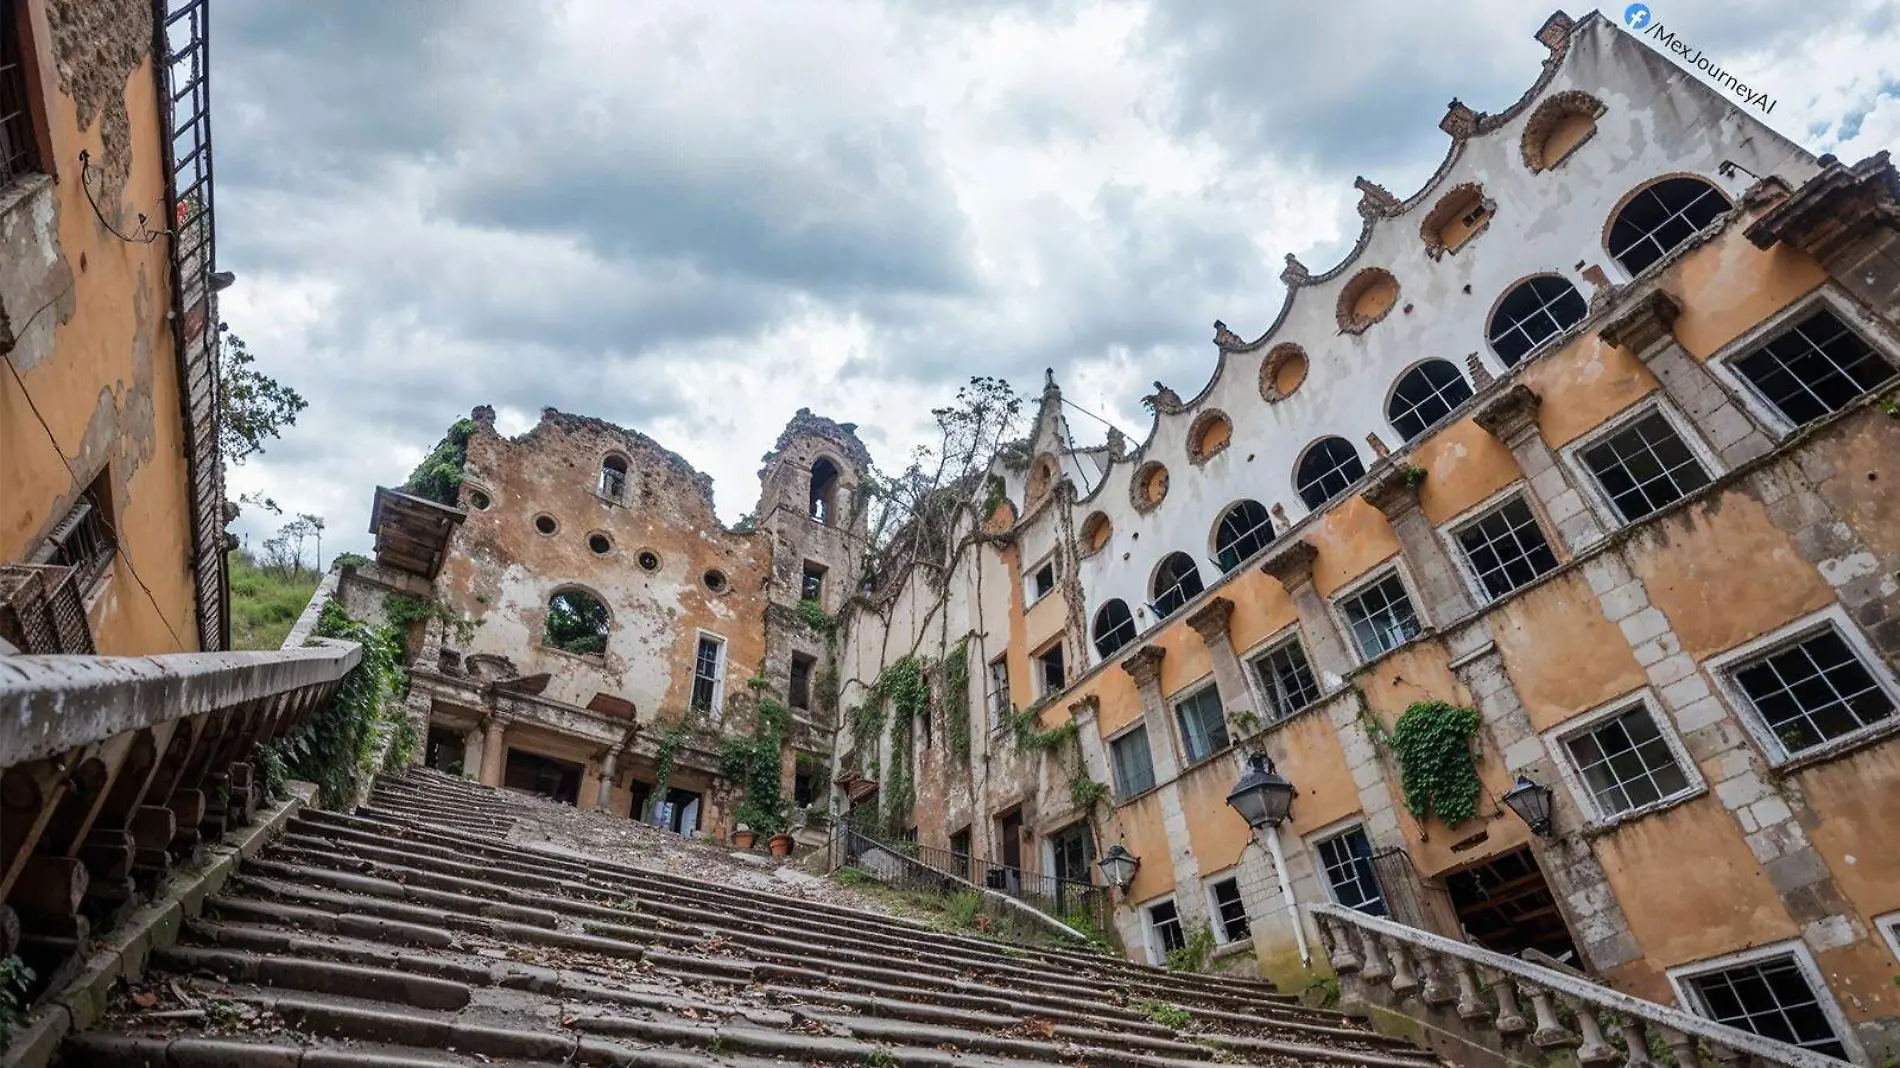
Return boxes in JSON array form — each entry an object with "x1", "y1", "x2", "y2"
[
  {"x1": 4, "y1": 344, "x2": 191, "y2": 653},
  {"x1": 1059, "y1": 395, "x2": 1138, "y2": 444},
  {"x1": 77, "y1": 149, "x2": 169, "y2": 245}
]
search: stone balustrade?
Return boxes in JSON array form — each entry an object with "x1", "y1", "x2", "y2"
[{"x1": 1310, "y1": 903, "x2": 1845, "y2": 1068}]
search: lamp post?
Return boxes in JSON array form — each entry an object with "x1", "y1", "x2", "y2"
[
  {"x1": 1502, "y1": 775, "x2": 1555, "y2": 837},
  {"x1": 1097, "y1": 843, "x2": 1140, "y2": 891},
  {"x1": 1224, "y1": 751, "x2": 1309, "y2": 966}
]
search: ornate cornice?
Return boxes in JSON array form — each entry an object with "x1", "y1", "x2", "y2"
[
  {"x1": 1185, "y1": 597, "x2": 1235, "y2": 645},
  {"x1": 1598, "y1": 289, "x2": 1682, "y2": 357},
  {"x1": 1260, "y1": 540, "x2": 1319, "y2": 589},
  {"x1": 1362, "y1": 465, "x2": 1421, "y2": 520},
  {"x1": 1068, "y1": 693, "x2": 1101, "y2": 722},
  {"x1": 1472, "y1": 383, "x2": 1544, "y2": 442},
  {"x1": 1121, "y1": 645, "x2": 1167, "y2": 689},
  {"x1": 1746, "y1": 151, "x2": 1899, "y2": 262}
]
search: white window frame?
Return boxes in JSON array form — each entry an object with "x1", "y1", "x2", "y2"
[
  {"x1": 1542, "y1": 688, "x2": 1706, "y2": 830},
  {"x1": 1242, "y1": 624, "x2": 1325, "y2": 723},
  {"x1": 691, "y1": 629, "x2": 728, "y2": 713},
  {"x1": 1438, "y1": 484, "x2": 1561, "y2": 606},
  {"x1": 1702, "y1": 604, "x2": 1900, "y2": 767},
  {"x1": 1558, "y1": 395, "x2": 1723, "y2": 532},
  {"x1": 1025, "y1": 552, "x2": 1061, "y2": 605},
  {"x1": 1202, "y1": 868, "x2": 1251, "y2": 945},
  {"x1": 1140, "y1": 893, "x2": 1184, "y2": 966},
  {"x1": 1169, "y1": 677, "x2": 1230, "y2": 766},
  {"x1": 986, "y1": 655, "x2": 1011, "y2": 730},
  {"x1": 1329, "y1": 559, "x2": 1430, "y2": 665},
  {"x1": 1106, "y1": 722, "x2": 1157, "y2": 801},
  {"x1": 1705, "y1": 287, "x2": 1900, "y2": 438},
  {"x1": 1665, "y1": 940, "x2": 1862, "y2": 1064},
  {"x1": 1876, "y1": 910, "x2": 1900, "y2": 964}
]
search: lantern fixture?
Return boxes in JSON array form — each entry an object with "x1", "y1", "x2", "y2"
[
  {"x1": 1097, "y1": 844, "x2": 1140, "y2": 890},
  {"x1": 1226, "y1": 751, "x2": 1297, "y2": 830},
  {"x1": 1502, "y1": 775, "x2": 1555, "y2": 837}
]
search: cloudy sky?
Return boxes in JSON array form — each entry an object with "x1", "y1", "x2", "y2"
[{"x1": 213, "y1": 0, "x2": 1900, "y2": 559}]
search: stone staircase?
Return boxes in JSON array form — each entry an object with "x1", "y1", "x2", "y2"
[{"x1": 60, "y1": 770, "x2": 1441, "y2": 1068}]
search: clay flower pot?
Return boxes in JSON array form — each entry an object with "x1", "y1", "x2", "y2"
[
  {"x1": 768, "y1": 833, "x2": 795, "y2": 858},
  {"x1": 732, "y1": 826, "x2": 756, "y2": 849}
]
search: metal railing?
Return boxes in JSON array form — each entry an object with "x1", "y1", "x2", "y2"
[
  {"x1": 1311, "y1": 903, "x2": 1848, "y2": 1068},
  {"x1": 831, "y1": 824, "x2": 1109, "y2": 935}
]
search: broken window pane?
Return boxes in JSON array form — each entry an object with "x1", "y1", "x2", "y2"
[
  {"x1": 1733, "y1": 308, "x2": 1895, "y2": 427},
  {"x1": 1580, "y1": 411, "x2": 1712, "y2": 523},
  {"x1": 1456, "y1": 496, "x2": 1558, "y2": 600},
  {"x1": 1295, "y1": 437, "x2": 1366, "y2": 509},
  {"x1": 691, "y1": 635, "x2": 724, "y2": 712},
  {"x1": 1252, "y1": 638, "x2": 1320, "y2": 721},
  {"x1": 1488, "y1": 275, "x2": 1587, "y2": 366},
  {"x1": 1340, "y1": 573, "x2": 1421, "y2": 660},
  {"x1": 1387, "y1": 360, "x2": 1474, "y2": 443},
  {"x1": 1211, "y1": 877, "x2": 1250, "y2": 942},
  {"x1": 1684, "y1": 955, "x2": 1847, "y2": 1059},
  {"x1": 1092, "y1": 599, "x2": 1137, "y2": 660},
  {"x1": 1315, "y1": 826, "x2": 1387, "y2": 916},
  {"x1": 1563, "y1": 704, "x2": 1691, "y2": 816},
  {"x1": 1731, "y1": 626, "x2": 1894, "y2": 757},
  {"x1": 1173, "y1": 685, "x2": 1230, "y2": 765},
  {"x1": 1110, "y1": 726, "x2": 1155, "y2": 799},
  {"x1": 1213, "y1": 500, "x2": 1274, "y2": 573},
  {"x1": 544, "y1": 589, "x2": 610, "y2": 656},
  {"x1": 1607, "y1": 177, "x2": 1731, "y2": 276}
]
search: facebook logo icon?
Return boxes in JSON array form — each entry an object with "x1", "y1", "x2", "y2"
[{"x1": 1624, "y1": 3, "x2": 1652, "y2": 29}]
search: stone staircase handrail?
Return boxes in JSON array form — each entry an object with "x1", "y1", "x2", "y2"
[
  {"x1": 1310, "y1": 902, "x2": 1845, "y2": 1068},
  {"x1": 0, "y1": 638, "x2": 363, "y2": 767}
]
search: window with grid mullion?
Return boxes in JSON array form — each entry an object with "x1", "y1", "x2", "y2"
[
  {"x1": 1688, "y1": 959, "x2": 1846, "y2": 1057},
  {"x1": 1565, "y1": 706, "x2": 1689, "y2": 816},
  {"x1": 1457, "y1": 498, "x2": 1556, "y2": 599},
  {"x1": 1583, "y1": 413, "x2": 1711, "y2": 522},
  {"x1": 1254, "y1": 641, "x2": 1319, "y2": 720},
  {"x1": 1316, "y1": 830, "x2": 1386, "y2": 916},
  {"x1": 1734, "y1": 310, "x2": 1894, "y2": 426},
  {"x1": 1734, "y1": 630, "x2": 1894, "y2": 754},
  {"x1": 1343, "y1": 575, "x2": 1421, "y2": 659}
]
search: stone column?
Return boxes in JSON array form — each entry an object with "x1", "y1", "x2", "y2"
[
  {"x1": 595, "y1": 751, "x2": 619, "y2": 809},
  {"x1": 1364, "y1": 466, "x2": 1474, "y2": 627},
  {"x1": 1184, "y1": 597, "x2": 1262, "y2": 736},
  {"x1": 479, "y1": 717, "x2": 508, "y2": 787},
  {"x1": 1259, "y1": 541, "x2": 1353, "y2": 686},
  {"x1": 1473, "y1": 384, "x2": 1604, "y2": 553},
  {"x1": 1746, "y1": 155, "x2": 1900, "y2": 330},
  {"x1": 1120, "y1": 646, "x2": 1179, "y2": 781},
  {"x1": 462, "y1": 727, "x2": 484, "y2": 780},
  {"x1": 1600, "y1": 289, "x2": 1777, "y2": 467}
]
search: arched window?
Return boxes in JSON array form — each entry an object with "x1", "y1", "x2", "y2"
[
  {"x1": 1213, "y1": 500, "x2": 1274, "y2": 573},
  {"x1": 809, "y1": 457, "x2": 840, "y2": 525},
  {"x1": 598, "y1": 455, "x2": 629, "y2": 500},
  {"x1": 1295, "y1": 437, "x2": 1366, "y2": 510},
  {"x1": 1151, "y1": 552, "x2": 1204, "y2": 618},
  {"x1": 1607, "y1": 176, "x2": 1732, "y2": 276},
  {"x1": 1093, "y1": 600, "x2": 1137, "y2": 659},
  {"x1": 1488, "y1": 275, "x2": 1587, "y2": 366},
  {"x1": 1387, "y1": 360, "x2": 1475, "y2": 443},
  {"x1": 545, "y1": 589, "x2": 610, "y2": 656}
]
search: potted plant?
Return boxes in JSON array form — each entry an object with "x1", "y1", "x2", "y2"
[
  {"x1": 767, "y1": 831, "x2": 795, "y2": 858},
  {"x1": 732, "y1": 823, "x2": 755, "y2": 849}
]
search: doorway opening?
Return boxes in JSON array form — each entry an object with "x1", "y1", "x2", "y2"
[
  {"x1": 502, "y1": 749, "x2": 582, "y2": 804},
  {"x1": 1444, "y1": 846, "x2": 1580, "y2": 965},
  {"x1": 425, "y1": 726, "x2": 464, "y2": 774}
]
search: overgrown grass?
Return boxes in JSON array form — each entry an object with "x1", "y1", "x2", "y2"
[
  {"x1": 229, "y1": 553, "x2": 321, "y2": 650},
  {"x1": 1139, "y1": 1001, "x2": 1193, "y2": 1029}
]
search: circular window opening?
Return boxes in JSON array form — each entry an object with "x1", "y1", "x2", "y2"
[
  {"x1": 1260, "y1": 344, "x2": 1309, "y2": 403},
  {"x1": 703, "y1": 569, "x2": 729, "y2": 593},
  {"x1": 466, "y1": 488, "x2": 491, "y2": 510},
  {"x1": 1337, "y1": 268, "x2": 1399, "y2": 334},
  {"x1": 637, "y1": 549, "x2": 661, "y2": 572},
  {"x1": 588, "y1": 532, "x2": 613, "y2": 555},
  {"x1": 533, "y1": 514, "x2": 558, "y2": 536}
]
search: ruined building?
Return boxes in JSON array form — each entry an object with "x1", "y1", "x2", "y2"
[
  {"x1": 830, "y1": 10, "x2": 1900, "y2": 1064},
  {"x1": 337, "y1": 406, "x2": 869, "y2": 836}
]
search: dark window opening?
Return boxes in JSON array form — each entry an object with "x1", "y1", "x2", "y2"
[
  {"x1": 702, "y1": 569, "x2": 728, "y2": 593},
  {"x1": 534, "y1": 513, "x2": 558, "y2": 535},
  {"x1": 36, "y1": 469, "x2": 117, "y2": 591},
  {"x1": 1252, "y1": 638, "x2": 1320, "y2": 721},
  {"x1": 949, "y1": 826, "x2": 973, "y2": 880},
  {"x1": 793, "y1": 755, "x2": 819, "y2": 807},
  {"x1": 1444, "y1": 847, "x2": 1579, "y2": 964},
  {"x1": 1211, "y1": 877, "x2": 1251, "y2": 942},
  {"x1": 1564, "y1": 704, "x2": 1691, "y2": 816},
  {"x1": 648, "y1": 786, "x2": 702, "y2": 834},
  {"x1": 1341, "y1": 573, "x2": 1422, "y2": 660},
  {"x1": 1315, "y1": 827, "x2": 1386, "y2": 916},
  {"x1": 801, "y1": 561, "x2": 826, "y2": 603},
  {"x1": 544, "y1": 589, "x2": 610, "y2": 656},
  {"x1": 1147, "y1": 900, "x2": 1185, "y2": 956},
  {"x1": 1, "y1": 0, "x2": 42, "y2": 185},
  {"x1": 1388, "y1": 360, "x2": 1474, "y2": 443},
  {"x1": 1684, "y1": 956, "x2": 1847, "y2": 1058},
  {"x1": 1733, "y1": 308, "x2": 1895, "y2": 427},
  {"x1": 1733, "y1": 626, "x2": 1894, "y2": 756},
  {"x1": 1214, "y1": 499, "x2": 1274, "y2": 573},
  {"x1": 789, "y1": 653, "x2": 816, "y2": 711},
  {"x1": 1092, "y1": 599, "x2": 1137, "y2": 660},
  {"x1": 1489, "y1": 276, "x2": 1587, "y2": 366},
  {"x1": 1050, "y1": 822, "x2": 1095, "y2": 884},
  {"x1": 1036, "y1": 642, "x2": 1066, "y2": 696},
  {"x1": 987, "y1": 656, "x2": 1011, "y2": 727},
  {"x1": 588, "y1": 533, "x2": 612, "y2": 555},
  {"x1": 1580, "y1": 411, "x2": 1712, "y2": 523},
  {"x1": 1029, "y1": 558, "x2": 1058, "y2": 602},
  {"x1": 503, "y1": 749, "x2": 583, "y2": 805},
  {"x1": 1110, "y1": 726, "x2": 1156, "y2": 800},
  {"x1": 1151, "y1": 552, "x2": 1204, "y2": 617},
  {"x1": 1295, "y1": 437, "x2": 1365, "y2": 510},
  {"x1": 1174, "y1": 685, "x2": 1231, "y2": 765},
  {"x1": 810, "y1": 457, "x2": 841, "y2": 525},
  {"x1": 425, "y1": 726, "x2": 465, "y2": 775},
  {"x1": 1456, "y1": 497, "x2": 1558, "y2": 600},
  {"x1": 599, "y1": 455, "x2": 629, "y2": 500},
  {"x1": 467, "y1": 489, "x2": 491, "y2": 510},
  {"x1": 691, "y1": 635, "x2": 724, "y2": 712},
  {"x1": 1607, "y1": 177, "x2": 1732, "y2": 276}
]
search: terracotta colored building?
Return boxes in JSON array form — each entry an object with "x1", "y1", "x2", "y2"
[{"x1": 833, "y1": 11, "x2": 1899, "y2": 1063}]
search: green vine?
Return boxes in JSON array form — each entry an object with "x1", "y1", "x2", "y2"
[
  {"x1": 1, "y1": 954, "x2": 35, "y2": 1054},
  {"x1": 943, "y1": 637, "x2": 972, "y2": 762},
  {"x1": 1399, "y1": 462, "x2": 1428, "y2": 488},
  {"x1": 649, "y1": 721, "x2": 692, "y2": 814},
  {"x1": 403, "y1": 417, "x2": 477, "y2": 506},
  {"x1": 721, "y1": 698, "x2": 791, "y2": 834},
  {"x1": 795, "y1": 598, "x2": 837, "y2": 636},
  {"x1": 383, "y1": 593, "x2": 476, "y2": 650},
  {"x1": 1165, "y1": 920, "x2": 1218, "y2": 973},
  {"x1": 274, "y1": 599, "x2": 411, "y2": 808},
  {"x1": 1367, "y1": 700, "x2": 1483, "y2": 829}
]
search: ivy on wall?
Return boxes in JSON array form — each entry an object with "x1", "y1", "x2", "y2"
[
  {"x1": 1368, "y1": 700, "x2": 1483, "y2": 829},
  {"x1": 403, "y1": 418, "x2": 477, "y2": 506},
  {"x1": 942, "y1": 637, "x2": 972, "y2": 763},
  {"x1": 271, "y1": 599, "x2": 413, "y2": 808},
  {"x1": 721, "y1": 697, "x2": 791, "y2": 834}
]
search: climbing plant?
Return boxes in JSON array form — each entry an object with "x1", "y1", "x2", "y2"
[
  {"x1": 721, "y1": 698, "x2": 791, "y2": 834},
  {"x1": 942, "y1": 637, "x2": 972, "y2": 762},
  {"x1": 1368, "y1": 700, "x2": 1484, "y2": 829},
  {"x1": 403, "y1": 418, "x2": 478, "y2": 506},
  {"x1": 649, "y1": 720, "x2": 693, "y2": 816},
  {"x1": 796, "y1": 598, "x2": 837, "y2": 636},
  {"x1": 383, "y1": 593, "x2": 477, "y2": 651},
  {"x1": 1, "y1": 954, "x2": 34, "y2": 1054},
  {"x1": 272, "y1": 599, "x2": 410, "y2": 808}
]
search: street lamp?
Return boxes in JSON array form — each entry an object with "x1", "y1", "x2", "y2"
[
  {"x1": 1502, "y1": 775, "x2": 1555, "y2": 837},
  {"x1": 1097, "y1": 844, "x2": 1140, "y2": 890},
  {"x1": 1225, "y1": 751, "x2": 1297, "y2": 830}
]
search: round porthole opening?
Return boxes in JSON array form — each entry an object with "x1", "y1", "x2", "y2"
[
  {"x1": 703, "y1": 569, "x2": 729, "y2": 593},
  {"x1": 637, "y1": 550, "x2": 661, "y2": 572},
  {"x1": 588, "y1": 532, "x2": 612, "y2": 555},
  {"x1": 533, "y1": 514, "x2": 558, "y2": 536},
  {"x1": 467, "y1": 489, "x2": 491, "y2": 510}
]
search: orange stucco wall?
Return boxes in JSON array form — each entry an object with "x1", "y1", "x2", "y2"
[
  {"x1": 1490, "y1": 572, "x2": 1648, "y2": 732},
  {"x1": 1669, "y1": 230, "x2": 1827, "y2": 360},
  {"x1": 1519, "y1": 334, "x2": 1659, "y2": 449},
  {"x1": 2, "y1": 10, "x2": 196, "y2": 655}
]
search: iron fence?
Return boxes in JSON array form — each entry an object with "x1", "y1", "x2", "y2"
[{"x1": 831, "y1": 824, "x2": 1110, "y2": 935}]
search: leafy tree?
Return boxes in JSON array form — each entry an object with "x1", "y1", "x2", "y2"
[
  {"x1": 219, "y1": 333, "x2": 308, "y2": 465},
  {"x1": 404, "y1": 418, "x2": 478, "y2": 505},
  {"x1": 544, "y1": 590, "x2": 609, "y2": 655}
]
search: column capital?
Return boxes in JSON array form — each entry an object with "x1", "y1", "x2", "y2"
[
  {"x1": 1363, "y1": 464, "x2": 1422, "y2": 520},
  {"x1": 1121, "y1": 645, "x2": 1167, "y2": 689},
  {"x1": 1260, "y1": 540, "x2": 1319, "y2": 589},
  {"x1": 1067, "y1": 693, "x2": 1100, "y2": 723},
  {"x1": 1472, "y1": 382, "x2": 1543, "y2": 442},
  {"x1": 1185, "y1": 597, "x2": 1235, "y2": 645},
  {"x1": 1598, "y1": 288, "x2": 1681, "y2": 358},
  {"x1": 1746, "y1": 152, "x2": 1899, "y2": 261}
]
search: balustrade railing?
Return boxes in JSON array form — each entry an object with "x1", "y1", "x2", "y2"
[
  {"x1": 831, "y1": 824, "x2": 1110, "y2": 936},
  {"x1": 1310, "y1": 903, "x2": 1848, "y2": 1068}
]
